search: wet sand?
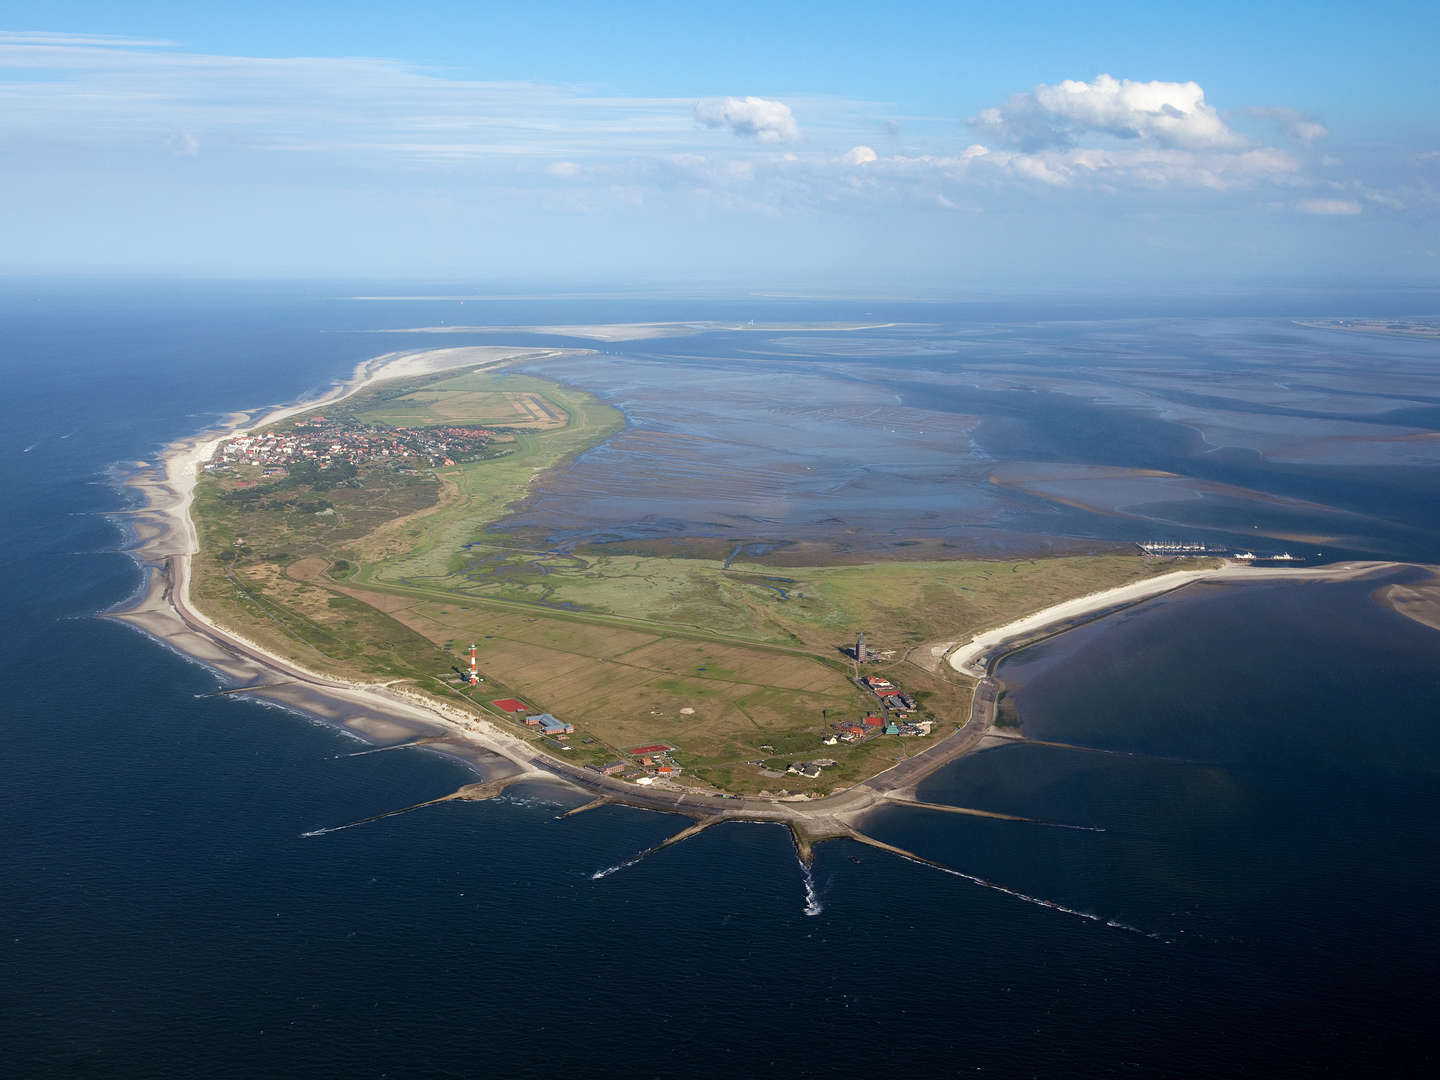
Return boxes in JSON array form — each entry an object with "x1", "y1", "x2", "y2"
[{"x1": 1380, "y1": 572, "x2": 1440, "y2": 633}]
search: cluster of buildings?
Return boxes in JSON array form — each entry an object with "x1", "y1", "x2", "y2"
[
  {"x1": 211, "y1": 415, "x2": 502, "y2": 473},
  {"x1": 590, "y1": 744, "x2": 683, "y2": 784},
  {"x1": 490, "y1": 698, "x2": 574, "y2": 739},
  {"x1": 857, "y1": 673, "x2": 916, "y2": 713},
  {"x1": 814, "y1": 668, "x2": 932, "y2": 746}
]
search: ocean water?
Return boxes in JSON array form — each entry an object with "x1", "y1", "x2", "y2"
[{"x1": 2, "y1": 280, "x2": 1439, "y2": 1077}]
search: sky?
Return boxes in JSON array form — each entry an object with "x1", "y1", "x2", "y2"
[{"x1": 2, "y1": 2, "x2": 1437, "y2": 291}]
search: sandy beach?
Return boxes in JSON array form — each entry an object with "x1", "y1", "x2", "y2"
[
  {"x1": 939, "y1": 560, "x2": 1404, "y2": 678},
  {"x1": 108, "y1": 345, "x2": 586, "y2": 780}
]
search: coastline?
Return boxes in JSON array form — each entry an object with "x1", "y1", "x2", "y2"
[
  {"x1": 107, "y1": 346, "x2": 586, "y2": 779},
  {"x1": 104, "y1": 344, "x2": 1428, "y2": 855},
  {"x1": 937, "y1": 561, "x2": 1404, "y2": 678}
]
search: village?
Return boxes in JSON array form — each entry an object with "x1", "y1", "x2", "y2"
[{"x1": 206, "y1": 414, "x2": 506, "y2": 474}]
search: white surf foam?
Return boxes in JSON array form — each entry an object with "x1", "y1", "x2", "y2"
[
  {"x1": 801, "y1": 860, "x2": 823, "y2": 917},
  {"x1": 591, "y1": 851, "x2": 648, "y2": 880}
]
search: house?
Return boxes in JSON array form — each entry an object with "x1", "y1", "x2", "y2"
[
  {"x1": 535, "y1": 715, "x2": 574, "y2": 736},
  {"x1": 885, "y1": 721, "x2": 900, "y2": 735},
  {"x1": 787, "y1": 761, "x2": 823, "y2": 779},
  {"x1": 598, "y1": 760, "x2": 626, "y2": 776}
]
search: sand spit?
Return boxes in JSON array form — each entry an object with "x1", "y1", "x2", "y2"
[
  {"x1": 939, "y1": 561, "x2": 1409, "y2": 678},
  {"x1": 368, "y1": 321, "x2": 900, "y2": 342}
]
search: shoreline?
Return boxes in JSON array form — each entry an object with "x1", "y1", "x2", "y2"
[
  {"x1": 104, "y1": 343, "x2": 1427, "y2": 854},
  {"x1": 937, "y1": 561, "x2": 1405, "y2": 678}
]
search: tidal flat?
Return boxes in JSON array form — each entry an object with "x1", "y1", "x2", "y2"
[{"x1": 487, "y1": 317, "x2": 1440, "y2": 562}]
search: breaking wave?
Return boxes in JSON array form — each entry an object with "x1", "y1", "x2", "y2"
[{"x1": 801, "y1": 860, "x2": 823, "y2": 917}]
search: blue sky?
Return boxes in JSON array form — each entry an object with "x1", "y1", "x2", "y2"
[{"x1": 3, "y1": 2, "x2": 1437, "y2": 289}]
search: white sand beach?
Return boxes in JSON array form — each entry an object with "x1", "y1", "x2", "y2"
[{"x1": 940, "y1": 561, "x2": 1400, "y2": 677}]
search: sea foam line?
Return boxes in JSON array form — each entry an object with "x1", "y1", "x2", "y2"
[
  {"x1": 891, "y1": 852, "x2": 1163, "y2": 940},
  {"x1": 591, "y1": 851, "x2": 648, "y2": 880}
]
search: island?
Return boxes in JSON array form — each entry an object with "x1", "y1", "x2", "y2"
[{"x1": 109, "y1": 342, "x2": 1406, "y2": 870}]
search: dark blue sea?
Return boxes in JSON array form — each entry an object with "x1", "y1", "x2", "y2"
[{"x1": 3, "y1": 280, "x2": 1438, "y2": 1077}]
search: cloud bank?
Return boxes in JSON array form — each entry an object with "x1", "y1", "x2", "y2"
[{"x1": 0, "y1": 32, "x2": 1421, "y2": 243}]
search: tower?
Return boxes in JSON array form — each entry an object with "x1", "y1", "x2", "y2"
[
  {"x1": 468, "y1": 643, "x2": 479, "y2": 685},
  {"x1": 856, "y1": 631, "x2": 867, "y2": 663}
]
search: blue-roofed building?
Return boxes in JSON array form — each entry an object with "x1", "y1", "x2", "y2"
[{"x1": 534, "y1": 714, "x2": 574, "y2": 736}]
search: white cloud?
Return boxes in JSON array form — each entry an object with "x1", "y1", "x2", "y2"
[
  {"x1": 0, "y1": 33, "x2": 717, "y2": 162},
  {"x1": 1247, "y1": 107, "x2": 1328, "y2": 142},
  {"x1": 1362, "y1": 190, "x2": 1404, "y2": 210},
  {"x1": 0, "y1": 30, "x2": 176, "y2": 48},
  {"x1": 693, "y1": 96, "x2": 798, "y2": 143},
  {"x1": 166, "y1": 131, "x2": 199, "y2": 157},
  {"x1": 1298, "y1": 198, "x2": 1362, "y2": 215},
  {"x1": 0, "y1": 35, "x2": 1415, "y2": 225},
  {"x1": 970, "y1": 74, "x2": 1245, "y2": 151}
]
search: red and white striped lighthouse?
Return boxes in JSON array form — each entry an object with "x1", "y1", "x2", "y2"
[{"x1": 468, "y1": 643, "x2": 479, "y2": 684}]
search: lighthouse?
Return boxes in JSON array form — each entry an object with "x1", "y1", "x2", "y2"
[{"x1": 468, "y1": 643, "x2": 479, "y2": 685}]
